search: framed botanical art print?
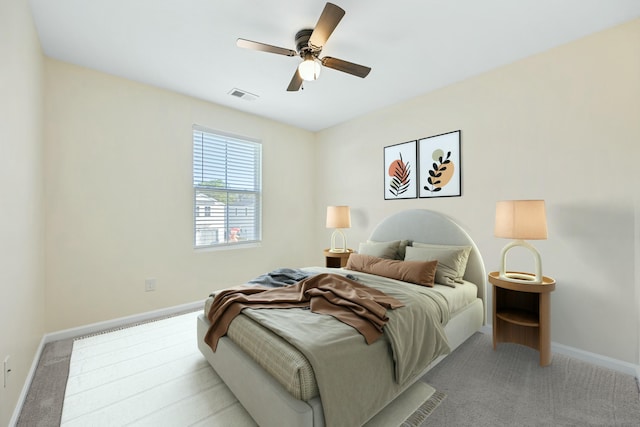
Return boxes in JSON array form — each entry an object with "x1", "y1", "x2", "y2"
[
  {"x1": 418, "y1": 130, "x2": 461, "y2": 198},
  {"x1": 384, "y1": 140, "x2": 417, "y2": 200}
]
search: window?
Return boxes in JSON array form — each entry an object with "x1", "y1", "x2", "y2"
[{"x1": 193, "y1": 126, "x2": 262, "y2": 248}]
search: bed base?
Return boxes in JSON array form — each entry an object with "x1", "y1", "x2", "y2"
[{"x1": 196, "y1": 298, "x2": 483, "y2": 427}]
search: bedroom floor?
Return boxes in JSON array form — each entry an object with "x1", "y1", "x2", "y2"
[
  {"x1": 17, "y1": 312, "x2": 640, "y2": 426},
  {"x1": 17, "y1": 311, "x2": 440, "y2": 426},
  {"x1": 19, "y1": 311, "x2": 257, "y2": 426}
]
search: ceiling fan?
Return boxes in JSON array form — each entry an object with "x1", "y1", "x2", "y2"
[{"x1": 236, "y1": 2, "x2": 371, "y2": 91}]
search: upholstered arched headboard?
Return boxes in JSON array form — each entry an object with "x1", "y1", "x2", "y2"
[{"x1": 368, "y1": 209, "x2": 487, "y2": 302}]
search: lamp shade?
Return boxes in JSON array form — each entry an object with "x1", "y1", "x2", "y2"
[
  {"x1": 326, "y1": 206, "x2": 351, "y2": 229},
  {"x1": 495, "y1": 200, "x2": 547, "y2": 240}
]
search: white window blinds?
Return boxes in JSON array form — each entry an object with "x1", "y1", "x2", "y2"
[{"x1": 193, "y1": 127, "x2": 262, "y2": 248}]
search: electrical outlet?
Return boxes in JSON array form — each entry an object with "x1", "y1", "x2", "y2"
[
  {"x1": 3, "y1": 355, "x2": 10, "y2": 388},
  {"x1": 145, "y1": 278, "x2": 156, "y2": 292}
]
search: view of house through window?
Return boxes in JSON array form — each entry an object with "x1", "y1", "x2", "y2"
[{"x1": 193, "y1": 126, "x2": 262, "y2": 248}]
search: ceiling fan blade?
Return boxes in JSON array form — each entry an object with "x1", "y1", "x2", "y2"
[
  {"x1": 308, "y1": 3, "x2": 345, "y2": 48},
  {"x1": 236, "y1": 38, "x2": 297, "y2": 57},
  {"x1": 286, "y1": 69, "x2": 303, "y2": 92},
  {"x1": 321, "y1": 57, "x2": 371, "y2": 78}
]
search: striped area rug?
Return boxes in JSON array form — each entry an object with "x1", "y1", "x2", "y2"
[
  {"x1": 60, "y1": 310, "x2": 444, "y2": 426},
  {"x1": 61, "y1": 311, "x2": 255, "y2": 426}
]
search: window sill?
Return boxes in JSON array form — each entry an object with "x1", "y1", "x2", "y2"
[{"x1": 194, "y1": 242, "x2": 261, "y2": 252}]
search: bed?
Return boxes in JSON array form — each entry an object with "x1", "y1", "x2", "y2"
[{"x1": 197, "y1": 209, "x2": 486, "y2": 426}]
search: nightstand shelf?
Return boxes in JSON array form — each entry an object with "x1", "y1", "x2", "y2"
[
  {"x1": 495, "y1": 309, "x2": 539, "y2": 327},
  {"x1": 323, "y1": 249, "x2": 353, "y2": 268},
  {"x1": 489, "y1": 271, "x2": 556, "y2": 366}
]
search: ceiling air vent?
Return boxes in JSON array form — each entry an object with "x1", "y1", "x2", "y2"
[{"x1": 228, "y1": 88, "x2": 259, "y2": 101}]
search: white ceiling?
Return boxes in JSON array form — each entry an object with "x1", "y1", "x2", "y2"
[{"x1": 29, "y1": 0, "x2": 640, "y2": 132}]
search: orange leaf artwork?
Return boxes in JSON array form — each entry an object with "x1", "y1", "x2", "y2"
[{"x1": 388, "y1": 153, "x2": 411, "y2": 196}]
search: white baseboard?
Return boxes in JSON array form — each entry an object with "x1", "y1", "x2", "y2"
[
  {"x1": 479, "y1": 324, "x2": 492, "y2": 335},
  {"x1": 481, "y1": 324, "x2": 640, "y2": 379},
  {"x1": 8, "y1": 336, "x2": 46, "y2": 427},
  {"x1": 9, "y1": 300, "x2": 204, "y2": 427},
  {"x1": 44, "y1": 300, "x2": 203, "y2": 342},
  {"x1": 551, "y1": 342, "x2": 640, "y2": 378}
]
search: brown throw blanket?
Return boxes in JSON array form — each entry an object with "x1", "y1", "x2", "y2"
[{"x1": 205, "y1": 273, "x2": 404, "y2": 351}]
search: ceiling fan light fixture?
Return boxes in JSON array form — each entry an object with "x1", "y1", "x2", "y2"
[{"x1": 298, "y1": 53, "x2": 321, "y2": 81}]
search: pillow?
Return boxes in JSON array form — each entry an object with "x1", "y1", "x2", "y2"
[
  {"x1": 345, "y1": 253, "x2": 438, "y2": 287},
  {"x1": 367, "y1": 239, "x2": 410, "y2": 259},
  {"x1": 358, "y1": 240, "x2": 401, "y2": 259},
  {"x1": 405, "y1": 243, "x2": 472, "y2": 287}
]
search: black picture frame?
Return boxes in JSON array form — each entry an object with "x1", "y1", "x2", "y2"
[
  {"x1": 418, "y1": 130, "x2": 462, "y2": 198},
  {"x1": 384, "y1": 140, "x2": 418, "y2": 200}
]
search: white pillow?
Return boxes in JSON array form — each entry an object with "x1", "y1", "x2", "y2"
[{"x1": 405, "y1": 243, "x2": 472, "y2": 287}]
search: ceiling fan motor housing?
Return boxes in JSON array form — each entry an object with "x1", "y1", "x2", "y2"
[{"x1": 295, "y1": 29, "x2": 314, "y2": 55}]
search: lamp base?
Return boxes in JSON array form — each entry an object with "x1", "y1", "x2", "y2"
[
  {"x1": 499, "y1": 239, "x2": 543, "y2": 284},
  {"x1": 329, "y1": 229, "x2": 348, "y2": 254}
]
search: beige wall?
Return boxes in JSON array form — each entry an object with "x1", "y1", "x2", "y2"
[
  {"x1": 316, "y1": 19, "x2": 640, "y2": 364},
  {"x1": 0, "y1": 0, "x2": 45, "y2": 424},
  {"x1": 44, "y1": 60, "x2": 317, "y2": 331}
]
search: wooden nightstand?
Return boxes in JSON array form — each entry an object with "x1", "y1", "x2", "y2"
[
  {"x1": 323, "y1": 249, "x2": 353, "y2": 268},
  {"x1": 489, "y1": 271, "x2": 556, "y2": 366}
]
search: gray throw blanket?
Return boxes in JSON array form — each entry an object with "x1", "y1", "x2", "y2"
[
  {"x1": 248, "y1": 268, "x2": 317, "y2": 288},
  {"x1": 209, "y1": 268, "x2": 316, "y2": 298}
]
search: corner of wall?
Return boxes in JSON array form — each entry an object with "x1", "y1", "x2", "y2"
[
  {"x1": 635, "y1": 192, "x2": 640, "y2": 367},
  {"x1": 1, "y1": 0, "x2": 46, "y2": 425}
]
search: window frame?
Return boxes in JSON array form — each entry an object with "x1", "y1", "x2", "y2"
[{"x1": 192, "y1": 125, "x2": 262, "y2": 249}]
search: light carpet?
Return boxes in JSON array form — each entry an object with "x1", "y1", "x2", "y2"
[
  {"x1": 57, "y1": 310, "x2": 443, "y2": 426},
  {"x1": 422, "y1": 332, "x2": 640, "y2": 426}
]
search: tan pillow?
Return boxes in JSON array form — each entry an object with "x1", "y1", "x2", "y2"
[
  {"x1": 345, "y1": 253, "x2": 438, "y2": 287},
  {"x1": 405, "y1": 243, "x2": 472, "y2": 287}
]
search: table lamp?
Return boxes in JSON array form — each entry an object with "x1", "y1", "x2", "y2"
[
  {"x1": 326, "y1": 206, "x2": 351, "y2": 253},
  {"x1": 494, "y1": 200, "x2": 548, "y2": 283}
]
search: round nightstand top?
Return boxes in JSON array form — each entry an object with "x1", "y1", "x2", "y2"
[
  {"x1": 323, "y1": 249, "x2": 354, "y2": 257},
  {"x1": 488, "y1": 271, "x2": 555, "y2": 293}
]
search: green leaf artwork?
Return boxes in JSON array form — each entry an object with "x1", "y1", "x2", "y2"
[{"x1": 424, "y1": 149, "x2": 453, "y2": 193}]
